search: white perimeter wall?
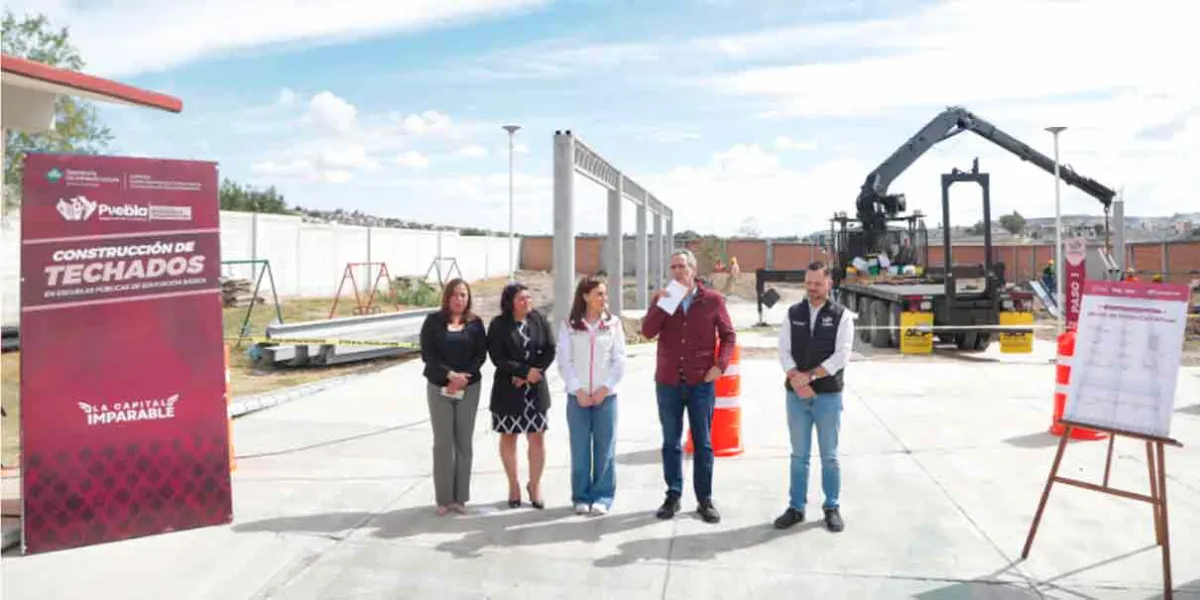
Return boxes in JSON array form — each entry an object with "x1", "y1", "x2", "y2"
[{"x1": 0, "y1": 211, "x2": 520, "y2": 326}]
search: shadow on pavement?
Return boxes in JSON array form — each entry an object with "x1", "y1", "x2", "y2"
[
  {"x1": 914, "y1": 581, "x2": 1041, "y2": 599},
  {"x1": 234, "y1": 503, "x2": 568, "y2": 540},
  {"x1": 914, "y1": 562, "x2": 1040, "y2": 599},
  {"x1": 434, "y1": 510, "x2": 660, "y2": 558},
  {"x1": 1002, "y1": 431, "x2": 1073, "y2": 449},
  {"x1": 593, "y1": 520, "x2": 818, "y2": 568},
  {"x1": 1176, "y1": 404, "x2": 1200, "y2": 417},
  {"x1": 1144, "y1": 578, "x2": 1200, "y2": 599},
  {"x1": 232, "y1": 504, "x2": 662, "y2": 560},
  {"x1": 615, "y1": 449, "x2": 662, "y2": 466}
]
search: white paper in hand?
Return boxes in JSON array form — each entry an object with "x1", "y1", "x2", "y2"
[
  {"x1": 441, "y1": 387, "x2": 465, "y2": 400},
  {"x1": 655, "y1": 280, "x2": 689, "y2": 315}
]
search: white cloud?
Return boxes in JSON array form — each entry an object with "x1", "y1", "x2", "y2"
[
  {"x1": 277, "y1": 88, "x2": 297, "y2": 106},
  {"x1": 456, "y1": 40, "x2": 662, "y2": 80},
  {"x1": 668, "y1": 0, "x2": 1199, "y2": 230},
  {"x1": 513, "y1": 143, "x2": 530, "y2": 155},
  {"x1": 14, "y1": 0, "x2": 552, "y2": 76},
  {"x1": 398, "y1": 110, "x2": 453, "y2": 136},
  {"x1": 775, "y1": 136, "x2": 816, "y2": 152},
  {"x1": 305, "y1": 91, "x2": 358, "y2": 134},
  {"x1": 458, "y1": 145, "x2": 489, "y2": 158},
  {"x1": 715, "y1": 0, "x2": 1194, "y2": 117},
  {"x1": 642, "y1": 145, "x2": 868, "y2": 236},
  {"x1": 636, "y1": 128, "x2": 703, "y2": 143},
  {"x1": 250, "y1": 158, "x2": 356, "y2": 184},
  {"x1": 318, "y1": 144, "x2": 378, "y2": 170},
  {"x1": 396, "y1": 151, "x2": 431, "y2": 170}
]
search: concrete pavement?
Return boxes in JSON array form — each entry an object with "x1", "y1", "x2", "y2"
[{"x1": 3, "y1": 334, "x2": 1200, "y2": 598}]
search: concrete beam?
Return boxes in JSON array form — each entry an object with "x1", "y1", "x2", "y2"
[
  {"x1": 552, "y1": 132, "x2": 576, "y2": 329},
  {"x1": 636, "y1": 202, "x2": 648, "y2": 309},
  {"x1": 652, "y1": 212, "x2": 663, "y2": 289},
  {"x1": 606, "y1": 179, "x2": 624, "y2": 316},
  {"x1": 553, "y1": 130, "x2": 672, "y2": 316}
]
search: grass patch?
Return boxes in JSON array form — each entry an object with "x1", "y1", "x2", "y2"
[{"x1": 385, "y1": 277, "x2": 441, "y2": 308}]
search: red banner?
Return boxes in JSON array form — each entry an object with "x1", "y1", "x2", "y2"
[
  {"x1": 1063, "y1": 237, "x2": 1087, "y2": 330},
  {"x1": 19, "y1": 153, "x2": 231, "y2": 554}
]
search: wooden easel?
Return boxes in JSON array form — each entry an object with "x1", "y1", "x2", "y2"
[{"x1": 1021, "y1": 419, "x2": 1182, "y2": 599}]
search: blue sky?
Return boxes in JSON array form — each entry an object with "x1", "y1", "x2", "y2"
[{"x1": 16, "y1": 0, "x2": 1197, "y2": 236}]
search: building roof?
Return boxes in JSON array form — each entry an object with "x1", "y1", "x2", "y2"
[{"x1": 1, "y1": 53, "x2": 182, "y2": 113}]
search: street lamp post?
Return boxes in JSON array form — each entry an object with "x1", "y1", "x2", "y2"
[
  {"x1": 1046, "y1": 125, "x2": 1066, "y2": 331},
  {"x1": 502, "y1": 125, "x2": 521, "y2": 282}
]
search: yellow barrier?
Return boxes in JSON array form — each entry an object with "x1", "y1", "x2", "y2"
[
  {"x1": 999, "y1": 312, "x2": 1035, "y2": 354},
  {"x1": 899, "y1": 312, "x2": 934, "y2": 354}
]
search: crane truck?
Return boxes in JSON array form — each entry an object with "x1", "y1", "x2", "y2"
[{"x1": 755, "y1": 105, "x2": 1120, "y2": 352}]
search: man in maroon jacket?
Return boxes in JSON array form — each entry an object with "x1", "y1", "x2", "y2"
[{"x1": 641, "y1": 249, "x2": 737, "y2": 523}]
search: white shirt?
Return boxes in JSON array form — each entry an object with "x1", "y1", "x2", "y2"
[
  {"x1": 556, "y1": 314, "x2": 627, "y2": 395},
  {"x1": 777, "y1": 299, "x2": 856, "y2": 378}
]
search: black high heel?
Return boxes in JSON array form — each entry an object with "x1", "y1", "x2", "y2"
[
  {"x1": 507, "y1": 497, "x2": 521, "y2": 509},
  {"x1": 526, "y1": 483, "x2": 544, "y2": 510}
]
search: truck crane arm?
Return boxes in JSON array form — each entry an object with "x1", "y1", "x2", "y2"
[{"x1": 856, "y1": 106, "x2": 1116, "y2": 229}]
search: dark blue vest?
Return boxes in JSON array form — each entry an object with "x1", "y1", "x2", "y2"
[{"x1": 785, "y1": 300, "x2": 846, "y2": 394}]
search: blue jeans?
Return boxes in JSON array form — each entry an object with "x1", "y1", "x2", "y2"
[
  {"x1": 656, "y1": 381, "x2": 716, "y2": 501},
  {"x1": 566, "y1": 393, "x2": 618, "y2": 508},
  {"x1": 786, "y1": 390, "x2": 842, "y2": 511}
]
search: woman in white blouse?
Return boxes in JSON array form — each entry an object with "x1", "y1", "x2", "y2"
[{"x1": 556, "y1": 276, "x2": 627, "y2": 516}]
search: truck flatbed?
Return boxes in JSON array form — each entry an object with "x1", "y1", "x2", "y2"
[{"x1": 839, "y1": 281, "x2": 990, "y2": 300}]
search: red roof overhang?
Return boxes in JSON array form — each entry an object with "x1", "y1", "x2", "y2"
[{"x1": 1, "y1": 53, "x2": 182, "y2": 113}]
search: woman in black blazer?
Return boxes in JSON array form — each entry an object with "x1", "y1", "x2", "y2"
[
  {"x1": 420, "y1": 278, "x2": 488, "y2": 516},
  {"x1": 487, "y1": 281, "x2": 556, "y2": 509}
]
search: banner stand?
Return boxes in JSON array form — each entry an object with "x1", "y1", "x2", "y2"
[{"x1": 19, "y1": 153, "x2": 231, "y2": 554}]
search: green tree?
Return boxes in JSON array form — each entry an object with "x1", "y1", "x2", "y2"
[
  {"x1": 998, "y1": 210, "x2": 1026, "y2": 235},
  {"x1": 3, "y1": 10, "x2": 114, "y2": 211},
  {"x1": 218, "y1": 178, "x2": 293, "y2": 214}
]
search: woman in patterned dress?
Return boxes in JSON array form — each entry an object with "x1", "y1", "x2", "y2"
[{"x1": 487, "y1": 282, "x2": 556, "y2": 508}]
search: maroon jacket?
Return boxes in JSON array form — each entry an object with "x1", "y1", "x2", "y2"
[{"x1": 641, "y1": 279, "x2": 737, "y2": 386}]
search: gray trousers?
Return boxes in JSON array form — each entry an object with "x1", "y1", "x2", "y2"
[{"x1": 426, "y1": 381, "x2": 481, "y2": 506}]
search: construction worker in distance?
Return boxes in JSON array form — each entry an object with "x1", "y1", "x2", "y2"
[
  {"x1": 1042, "y1": 259, "x2": 1055, "y2": 301},
  {"x1": 1152, "y1": 273, "x2": 1164, "y2": 283},
  {"x1": 1124, "y1": 269, "x2": 1139, "y2": 282},
  {"x1": 723, "y1": 256, "x2": 740, "y2": 294},
  {"x1": 774, "y1": 260, "x2": 854, "y2": 533}
]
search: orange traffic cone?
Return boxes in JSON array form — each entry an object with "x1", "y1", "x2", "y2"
[
  {"x1": 1050, "y1": 331, "x2": 1105, "y2": 440},
  {"x1": 685, "y1": 343, "x2": 743, "y2": 457}
]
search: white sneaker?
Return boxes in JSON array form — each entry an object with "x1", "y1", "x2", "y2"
[
  {"x1": 575, "y1": 503, "x2": 591, "y2": 515},
  {"x1": 590, "y1": 504, "x2": 609, "y2": 516}
]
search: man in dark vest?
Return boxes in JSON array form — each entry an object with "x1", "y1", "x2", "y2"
[{"x1": 774, "y1": 261, "x2": 855, "y2": 532}]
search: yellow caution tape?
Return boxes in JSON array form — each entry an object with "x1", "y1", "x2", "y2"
[{"x1": 225, "y1": 336, "x2": 420, "y2": 349}]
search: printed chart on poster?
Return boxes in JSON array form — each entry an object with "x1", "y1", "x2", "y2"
[{"x1": 1063, "y1": 280, "x2": 1190, "y2": 439}]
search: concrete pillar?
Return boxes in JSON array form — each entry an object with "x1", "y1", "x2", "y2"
[
  {"x1": 652, "y1": 212, "x2": 663, "y2": 289},
  {"x1": 666, "y1": 216, "x2": 674, "y2": 253},
  {"x1": 552, "y1": 132, "x2": 576, "y2": 329},
  {"x1": 635, "y1": 202, "x2": 648, "y2": 309},
  {"x1": 606, "y1": 180, "x2": 624, "y2": 316},
  {"x1": 765, "y1": 239, "x2": 774, "y2": 269}
]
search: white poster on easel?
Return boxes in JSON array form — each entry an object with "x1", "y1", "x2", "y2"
[{"x1": 1063, "y1": 280, "x2": 1191, "y2": 439}]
